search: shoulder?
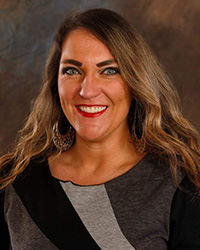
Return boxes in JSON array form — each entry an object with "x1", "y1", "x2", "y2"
[
  {"x1": 13, "y1": 158, "x2": 50, "y2": 188},
  {"x1": 169, "y1": 176, "x2": 200, "y2": 249},
  {"x1": 171, "y1": 176, "x2": 200, "y2": 214},
  {"x1": 0, "y1": 187, "x2": 10, "y2": 248}
]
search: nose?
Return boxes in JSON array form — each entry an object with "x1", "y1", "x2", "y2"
[{"x1": 79, "y1": 75, "x2": 101, "y2": 99}]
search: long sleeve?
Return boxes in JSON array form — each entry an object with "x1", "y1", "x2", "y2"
[
  {"x1": 0, "y1": 191, "x2": 10, "y2": 249},
  {"x1": 168, "y1": 177, "x2": 200, "y2": 249}
]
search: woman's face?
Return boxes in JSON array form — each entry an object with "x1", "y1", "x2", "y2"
[{"x1": 58, "y1": 28, "x2": 132, "y2": 143}]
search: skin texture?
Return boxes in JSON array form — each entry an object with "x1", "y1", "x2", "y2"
[
  {"x1": 49, "y1": 29, "x2": 145, "y2": 185},
  {"x1": 58, "y1": 29, "x2": 132, "y2": 144}
]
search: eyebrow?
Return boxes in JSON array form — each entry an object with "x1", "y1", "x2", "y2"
[
  {"x1": 60, "y1": 59, "x2": 116, "y2": 67},
  {"x1": 96, "y1": 60, "x2": 116, "y2": 67},
  {"x1": 60, "y1": 59, "x2": 82, "y2": 66}
]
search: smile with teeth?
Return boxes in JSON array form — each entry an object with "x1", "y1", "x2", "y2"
[{"x1": 78, "y1": 106, "x2": 107, "y2": 113}]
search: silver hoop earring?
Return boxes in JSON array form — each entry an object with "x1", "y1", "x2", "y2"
[{"x1": 52, "y1": 121, "x2": 75, "y2": 151}]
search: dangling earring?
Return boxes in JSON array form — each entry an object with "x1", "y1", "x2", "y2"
[
  {"x1": 131, "y1": 102, "x2": 146, "y2": 154},
  {"x1": 52, "y1": 120, "x2": 75, "y2": 151}
]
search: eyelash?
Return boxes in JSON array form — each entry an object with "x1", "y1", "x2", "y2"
[
  {"x1": 101, "y1": 67, "x2": 120, "y2": 76},
  {"x1": 62, "y1": 67, "x2": 80, "y2": 75},
  {"x1": 61, "y1": 66, "x2": 120, "y2": 76}
]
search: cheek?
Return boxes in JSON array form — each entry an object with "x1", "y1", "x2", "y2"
[
  {"x1": 112, "y1": 82, "x2": 132, "y2": 107},
  {"x1": 58, "y1": 77, "x2": 65, "y2": 99},
  {"x1": 58, "y1": 81, "x2": 77, "y2": 104},
  {"x1": 58, "y1": 78, "x2": 68, "y2": 98},
  {"x1": 121, "y1": 83, "x2": 132, "y2": 106},
  {"x1": 58, "y1": 86, "x2": 65, "y2": 101}
]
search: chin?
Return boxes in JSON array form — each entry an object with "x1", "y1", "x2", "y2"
[{"x1": 76, "y1": 128, "x2": 107, "y2": 143}]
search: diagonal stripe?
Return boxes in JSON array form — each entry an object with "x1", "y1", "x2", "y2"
[
  {"x1": 61, "y1": 181, "x2": 136, "y2": 250},
  {"x1": 5, "y1": 185, "x2": 58, "y2": 249},
  {"x1": 13, "y1": 161, "x2": 100, "y2": 249}
]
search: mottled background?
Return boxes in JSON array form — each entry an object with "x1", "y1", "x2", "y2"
[{"x1": 0, "y1": 0, "x2": 199, "y2": 155}]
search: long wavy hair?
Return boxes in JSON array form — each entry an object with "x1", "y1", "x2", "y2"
[{"x1": 0, "y1": 8, "x2": 200, "y2": 190}]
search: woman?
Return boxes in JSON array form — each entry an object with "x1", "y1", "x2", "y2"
[{"x1": 0, "y1": 8, "x2": 200, "y2": 250}]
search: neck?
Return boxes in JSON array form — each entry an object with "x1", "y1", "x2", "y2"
[
  {"x1": 49, "y1": 128, "x2": 146, "y2": 185},
  {"x1": 72, "y1": 130, "x2": 134, "y2": 168}
]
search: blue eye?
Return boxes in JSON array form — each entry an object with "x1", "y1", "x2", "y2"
[
  {"x1": 102, "y1": 67, "x2": 120, "y2": 76},
  {"x1": 62, "y1": 67, "x2": 80, "y2": 75}
]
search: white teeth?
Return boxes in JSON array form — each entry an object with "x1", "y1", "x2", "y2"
[{"x1": 78, "y1": 106, "x2": 107, "y2": 113}]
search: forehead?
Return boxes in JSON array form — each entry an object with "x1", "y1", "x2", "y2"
[{"x1": 60, "y1": 28, "x2": 114, "y2": 61}]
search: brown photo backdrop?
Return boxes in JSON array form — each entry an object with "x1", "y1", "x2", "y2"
[{"x1": 0, "y1": 0, "x2": 199, "y2": 155}]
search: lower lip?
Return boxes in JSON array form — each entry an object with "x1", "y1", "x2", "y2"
[{"x1": 75, "y1": 106, "x2": 107, "y2": 118}]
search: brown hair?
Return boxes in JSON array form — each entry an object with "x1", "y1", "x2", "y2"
[{"x1": 0, "y1": 8, "x2": 200, "y2": 190}]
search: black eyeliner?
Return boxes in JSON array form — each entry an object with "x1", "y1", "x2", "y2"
[
  {"x1": 61, "y1": 66, "x2": 79, "y2": 75},
  {"x1": 101, "y1": 67, "x2": 120, "y2": 74}
]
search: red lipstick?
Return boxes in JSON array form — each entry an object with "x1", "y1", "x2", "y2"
[{"x1": 75, "y1": 105, "x2": 107, "y2": 118}]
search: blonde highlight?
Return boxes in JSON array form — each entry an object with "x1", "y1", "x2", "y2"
[{"x1": 0, "y1": 8, "x2": 200, "y2": 191}]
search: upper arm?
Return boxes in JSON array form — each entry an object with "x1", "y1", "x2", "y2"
[
  {"x1": 168, "y1": 177, "x2": 200, "y2": 249},
  {"x1": 0, "y1": 191, "x2": 10, "y2": 249}
]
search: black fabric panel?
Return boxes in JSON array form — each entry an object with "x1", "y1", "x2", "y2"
[
  {"x1": 169, "y1": 177, "x2": 200, "y2": 250},
  {"x1": 13, "y1": 160, "x2": 100, "y2": 250},
  {"x1": 0, "y1": 191, "x2": 10, "y2": 249}
]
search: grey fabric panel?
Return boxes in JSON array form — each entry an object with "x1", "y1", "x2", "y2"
[
  {"x1": 4, "y1": 185, "x2": 58, "y2": 250},
  {"x1": 105, "y1": 153, "x2": 184, "y2": 250},
  {"x1": 60, "y1": 181, "x2": 135, "y2": 250}
]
